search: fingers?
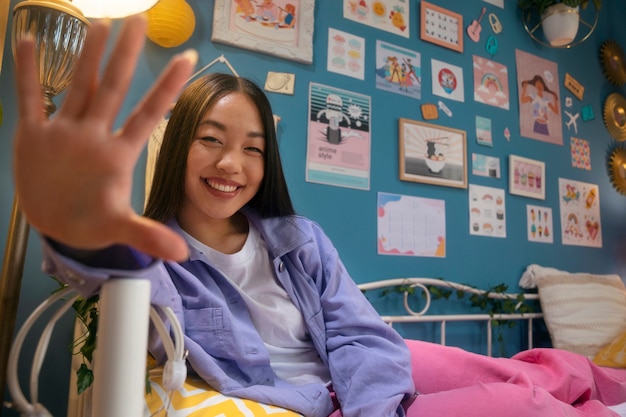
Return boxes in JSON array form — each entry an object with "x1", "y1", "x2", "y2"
[
  {"x1": 14, "y1": 36, "x2": 44, "y2": 121},
  {"x1": 58, "y1": 19, "x2": 111, "y2": 118},
  {"x1": 121, "y1": 49, "x2": 198, "y2": 146},
  {"x1": 121, "y1": 215, "x2": 189, "y2": 262},
  {"x1": 87, "y1": 15, "x2": 148, "y2": 127}
]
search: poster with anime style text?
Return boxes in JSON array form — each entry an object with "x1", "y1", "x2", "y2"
[
  {"x1": 306, "y1": 83, "x2": 371, "y2": 190},
  {"x1": 516, "y1": 50, "x2": 563, "y2": 145}
]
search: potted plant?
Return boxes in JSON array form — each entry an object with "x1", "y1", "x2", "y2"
[{"x1": 517, "y1": 0, "x2": 602, "y2": 47}]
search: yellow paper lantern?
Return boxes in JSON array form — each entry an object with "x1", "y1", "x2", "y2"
[{"x1": 146, "y1": 0, "x2": 196, "y2": 48}]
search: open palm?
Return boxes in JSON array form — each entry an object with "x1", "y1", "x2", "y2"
[{"x1": 13, "y1": 16, "x2": 195, "y2": 261}]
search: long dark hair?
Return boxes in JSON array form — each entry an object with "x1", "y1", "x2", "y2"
[
  {"x1": 522, "y1": 75, "x2": 558, "y2": 97},
  {"x1": 144, "y1": 73, "x2": 295, "y2": 222}
]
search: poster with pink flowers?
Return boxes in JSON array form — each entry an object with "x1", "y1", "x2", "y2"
[{"x1": 559, "y1": 178, "x2": 602, "y2": 248}]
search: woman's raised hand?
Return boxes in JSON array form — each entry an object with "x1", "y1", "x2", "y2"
[{"x1": 13, "y1": 15, "x2": 195, "y2": 261}]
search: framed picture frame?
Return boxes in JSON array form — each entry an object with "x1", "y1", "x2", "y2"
[
  {"x1": 420, "y1": 1, "x2": 463, "y2": 53},
  {"x1": 508, "y1": 155, "x2": 546, "y2": 200},
  {"x1": 399, "y1": 118, "x2": 467, "y2": 189},
  {"x1": 211, "y1": 0, "x2": 315, "y2": 65}
]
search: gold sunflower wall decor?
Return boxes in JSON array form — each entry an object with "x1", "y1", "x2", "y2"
[
  {"x1": 603, "y1": 93, "x2": 626, "y2": 141},
  {"x1": 600, "y1": 40, "x2": 626, "y2": 86},
  {"x1": 607, "y1": 141, "x2": 626, "y2": 195}
]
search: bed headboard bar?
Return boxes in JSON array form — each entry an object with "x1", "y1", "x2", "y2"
[{"x1": 358, "y1": 278, "x2": 544, "y2": 357}]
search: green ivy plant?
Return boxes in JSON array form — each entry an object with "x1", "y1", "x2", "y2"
[
  {"x1": 71, "y1": 293, "x2": 99, "y2": 394},
  {"x1": 372, "y1": 280, "x2": 538, "y2": 357},
  {"x1": 55, "y1": 283, "x2": 152, "y2": 394}
]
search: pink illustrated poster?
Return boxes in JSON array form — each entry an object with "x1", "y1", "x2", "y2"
[
  {"x1": 377, "y1": 192, "x2": 446, "y2": 257},
  {"x1": 473, "y1": 55, "x2": 509, "y2": 110},
  {"x1": 229, "y1": 0, "x2": 302, "y2": 47},
  {"x1": 515, "y1": 49, "x2": 563, "y2": 145},
  {"x1": 306, "y1": 83, "x2": 371, "y2": 190}
]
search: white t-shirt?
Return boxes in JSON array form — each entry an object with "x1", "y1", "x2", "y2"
[{"x1": 182, "y1": 225, "x2": 331, "y2": 386}]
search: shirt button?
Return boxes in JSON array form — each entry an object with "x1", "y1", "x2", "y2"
[{"x1": 278, "y1": 262, "x2": 285, "y2": 272}]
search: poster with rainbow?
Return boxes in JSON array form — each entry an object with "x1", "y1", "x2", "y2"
[{"x1": 473, "y1": 55, "x2": 510, "y2": 110}]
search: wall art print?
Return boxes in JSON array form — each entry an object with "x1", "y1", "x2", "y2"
[
  {"x1": 515, "y1": 49, "x2": 563, "y2": 145},
  {"x1": 527, "y1": 204, "x2": 553, "y2": 244},
  {"x1": 420, "y1": 1, "x2": 463, "y2": 53},
  {"x1": 375, "y1": 40, "x2": 421, "y2": 100},
  {"x1": 399, "y1": 118, "x2": 467, "y2": 189},
  {"x1": 570, "y1": 136, "x2": 591, "y2": 170},
  {"x1": 212, "y1": 0, "x2": 315, "y2": 64},
  {"x1": 559, "y1": 178, "x2": 602, "y2": 248},
  {"x1": 473, "y1": 55, "x2": 510, "y2": 110},
  {"x1": 509, "y1": 155, "x2": 546, "y2": 200},
  {"x1": 344, "y1": 0, "x2": 409, "y2": 38},
  {"x1": 469, "y1": 184, "x2": 506, "y2": 238},
  {"x1": 327, "y1": 28, "x2": 365, "y2": 80},
  {"x1": 431, "y1": 59, "x2": 464, "y2": 103},
  {"x1": 306, "y1": 82, "x2": 371, "y2": 190},
  {"x1": 377, "y1": 192, "x2": 446, "y2": 258}
]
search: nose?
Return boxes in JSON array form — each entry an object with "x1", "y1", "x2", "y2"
[{"x1": 215, "y1": 149, "x2": 242, "y2": 174}]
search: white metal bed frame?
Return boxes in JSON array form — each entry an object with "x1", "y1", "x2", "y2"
[
  {"x1": 9, "y1": 277, "x2": 544, "y2": 417},
  {"x1": 357, "y1": 278, "x2": 544, "y2": 357}
]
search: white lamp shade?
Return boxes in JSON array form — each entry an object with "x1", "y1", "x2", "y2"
[{"x1": 72, "y1": 0, "x2": 158, "y2": 18}]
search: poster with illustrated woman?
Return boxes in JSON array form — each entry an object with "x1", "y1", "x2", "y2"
[{"x1": 515, "y1": 49, "x2": 564, "y2": 145}]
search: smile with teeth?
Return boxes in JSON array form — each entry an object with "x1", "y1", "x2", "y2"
[{"x1": 206, "y1": 179, "x2": 239, "y2": 193}]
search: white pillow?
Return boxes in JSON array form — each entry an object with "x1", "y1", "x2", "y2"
[
  {"x1": 536, "y1": 273, "x2": 626, "y2": 359},
  {"x1": 518, "y1": 264, "x2": 569, "y2": 288}
]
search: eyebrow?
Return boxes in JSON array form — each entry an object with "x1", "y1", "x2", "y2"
[{"x1": 198, "y1": 119, "x2": 265, "y2": 139}]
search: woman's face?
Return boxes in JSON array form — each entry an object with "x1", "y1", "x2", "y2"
[
  {"x1": 535, "y1": 79, "x2": 545, "y2": 92},
  {"x1": 179, "y1": 92, "x2": 265, "y2": 226}
]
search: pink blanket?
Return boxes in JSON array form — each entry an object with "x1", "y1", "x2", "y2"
[
  {"x1": 406, "y1": 339, "x2": 626, "y2": 417},
  {"x1": 328, "y1": 340, "x2": 626, "y2": 416}
]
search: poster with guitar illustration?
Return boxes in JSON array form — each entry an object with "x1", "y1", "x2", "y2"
[{"x1": 558, "y1": 178, "x2": 602, "y2": 248}]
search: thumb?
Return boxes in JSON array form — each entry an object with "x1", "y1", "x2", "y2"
[{"x1": 120, "y1": 215, "x2": 189, "y2": 262}]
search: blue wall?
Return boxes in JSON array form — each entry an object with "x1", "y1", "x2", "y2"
[{"x1": 1, "y1": 1, "x2": 626, "y2": 415}]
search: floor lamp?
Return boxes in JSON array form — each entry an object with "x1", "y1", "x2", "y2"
[{"x1": 0, "y1": 0, "x2": 156, "y2": 414}]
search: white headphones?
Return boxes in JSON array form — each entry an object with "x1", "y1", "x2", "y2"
[
  {"x1": 6, "y1": 288, "x2": 187, "y2": 417},
  {"x1": 149, "y1": 305, "x2": 187, "y2": 391}
]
